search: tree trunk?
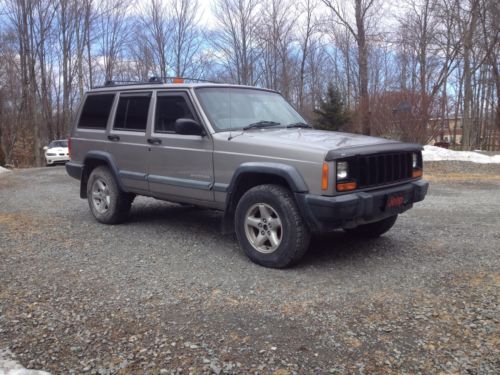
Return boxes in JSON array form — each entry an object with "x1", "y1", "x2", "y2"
[
  {"x1": 461, "y1": 0, "x2": 479, "y2": 150},
  {"x1": 355, "y1": 0, "x2": 370, "y2": 135}
]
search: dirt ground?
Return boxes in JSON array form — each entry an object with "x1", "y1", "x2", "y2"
[{"x1": 0, "y1": 164, "x2": 499, "y2": 374}]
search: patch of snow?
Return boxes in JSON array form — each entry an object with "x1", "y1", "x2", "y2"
[
  {"x1": 423, "y1": 145, "x2": 500, "y2": 164},
  {"x1": 0, "y1": 349, "x2": 50, "y2": 375},
  {"x1": 0, "y1": 166, "x2": 12, "y2": 174}
]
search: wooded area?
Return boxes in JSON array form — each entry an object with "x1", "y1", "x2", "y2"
[{"x1": 0, "y1": 0, "x2": 498, "y2": 167}]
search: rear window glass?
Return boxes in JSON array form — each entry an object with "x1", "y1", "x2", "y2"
[
  {"x1": 114, "y1": 95, "x2": 151, "y2": 131},
  {"x1": 78, "y1": 94, "x2": 115, "y2": 129}
]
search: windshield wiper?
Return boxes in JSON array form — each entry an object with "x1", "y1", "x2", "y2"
[
  {"x1": 243, "y1": 120, "x2": 281, "y2": 130},
  {"x1": 286, "y1": 122, "x2": 311, "y2": 129}
]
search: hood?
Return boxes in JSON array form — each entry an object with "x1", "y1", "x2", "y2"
[
  {"x1": 46, "y1": 147, "x2": 68, "y2": 153},
  {"x1": 226, "y1": 128, "x2": 398, "y2": 152}
]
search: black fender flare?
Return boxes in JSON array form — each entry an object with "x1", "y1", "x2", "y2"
[
  {"x1": 227, "y1": 162, "x2": 308, "y2": 195},
  {"x1": 80, "y1": 151, "x2": 127, "y2": 198},
  {"x1": 221, "y1": 162, "x2": 309, "y2": 234}
]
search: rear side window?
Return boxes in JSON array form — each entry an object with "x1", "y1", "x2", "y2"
[
  {"x1": 78, "y1": 94, "x2": 115, "y2": 129},
  {"x1": 155, "y1": 95, "x2": 195, "y2": 133},
  {"x1": 113, "y1": 94, "x2": 151, "y2": 131}
]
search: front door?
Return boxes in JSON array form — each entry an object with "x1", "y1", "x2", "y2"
[{"x1": 147, "y1": 91, "x2": 214, "y2": 202}]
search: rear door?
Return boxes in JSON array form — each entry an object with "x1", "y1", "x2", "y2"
[
  {"x1": 147, "y1": 91, "x2": 214, "y2": 202},
  {"x1": 106, "y1": 91, "x2": 152, "y2": 194}
]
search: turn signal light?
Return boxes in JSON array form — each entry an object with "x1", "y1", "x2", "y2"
[
  {"x1": 336, "y1": 181, "x2": 357, "y2": 192},
  {"x1": 321, "y1": 162, "x2": 329, "y2": 190},
  {"x1": 412, "y1": 169, "x2": 423, "y2": 178},
  {"x1": 173, "y1": 77, "x2": 184, "y2": 83}
]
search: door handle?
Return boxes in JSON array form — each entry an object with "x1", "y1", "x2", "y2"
[
  {"x1": 147, "y1": 138, "x2": 162, "y2": 145},
  {"x1": 107, "y1": 135, "x2": 120, "y2": 141}
]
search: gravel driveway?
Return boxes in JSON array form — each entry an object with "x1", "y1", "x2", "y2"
[{"x1": 0, "y1": 164, "x2": 498, "y2": 374}]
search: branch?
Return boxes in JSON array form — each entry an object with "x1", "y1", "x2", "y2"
[{"x1": 321, "y1": 0, "x2": 358, "y2": 40}]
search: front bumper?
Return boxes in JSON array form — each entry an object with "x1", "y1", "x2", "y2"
[
  {"x1": 295, "y1": 179, "x2": 429, "y2": 233},
  {"x1": 46, "y1": 155, "x2": 70, "y2": 164}
]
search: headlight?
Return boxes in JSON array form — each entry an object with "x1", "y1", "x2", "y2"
[
  {"x1": 46, "y1": 153, "x2": 56, "y2": 156},
  {"x1": 412, "y1": 152, "x2": 423, "y2": 178},
  {"x1": 336, "y1": 161, "x2": 348, "y2": 180}
]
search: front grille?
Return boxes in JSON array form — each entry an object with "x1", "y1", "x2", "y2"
[{"x1": 352, "y1": 152, "x2": 414, "y2": 189}]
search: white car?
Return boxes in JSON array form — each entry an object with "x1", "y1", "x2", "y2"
[{"x1": 44, "y1": 140, "x2": 70, "y2": 166}]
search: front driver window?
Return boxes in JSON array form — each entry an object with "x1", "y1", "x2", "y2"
[{"x1": 155, "y1": 95, "x2": 195, "y2": 133}]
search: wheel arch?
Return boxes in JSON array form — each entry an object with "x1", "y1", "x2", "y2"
[
  {"x1": 221, "y1": 162, "x2": 309, "y2": 234},
  {"x1": 80, "y1": 151, "x2": 125, "y2": 198}
]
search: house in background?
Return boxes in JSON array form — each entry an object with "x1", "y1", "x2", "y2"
[
  {"x1": 428, "y1": 117, "x2": 463, "y2": 146},
  {"x1": 428, "y1": 116, "x2": 500, "y2": 150}
]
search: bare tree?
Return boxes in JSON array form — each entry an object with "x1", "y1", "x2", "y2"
[
  {"x1": 1, "y1": 0, "x2": 500, "y2": 168},
  {"x1": 257, "y1": 0, "x2": 295, "y2": 98},
  {"x1": 96, "y1": 0, "x2": 130, "y2": 82},
  {"x1": 171, "y1": 0, "x2": 203, "y2": 77},
  {"x1": 479, "y1": 0, "x2": 500, "y2": 150},
  {"x1": 322, "y1": 0, "x2": 379, "y2": 135},
  {"x1": 296, "y1": 0, "x2": 319, "y2": 112},
  {"x1": 213, "y1": 0, "x2": 260, "y2": 85},
  {"x1": 459, "y1": 0, "x2": 480, "y2": 149},
  {"x1": 0, "y1": 30, "x2": 23, "y2": 165},
  {"x1": 138, "y1": 0, "x2": 171, "y2": 78}
]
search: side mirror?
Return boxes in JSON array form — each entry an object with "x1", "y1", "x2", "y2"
[
  {"x1": 175, "y1": 118, "x2": 205, "y2": 136},
  {"x1": 43, "y1": 146, "x2": 48, "y2": 151}
]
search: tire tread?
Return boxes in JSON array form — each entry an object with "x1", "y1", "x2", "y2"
[{"x1": 235, "y1": 184, "x2": 310, "y2": 268}]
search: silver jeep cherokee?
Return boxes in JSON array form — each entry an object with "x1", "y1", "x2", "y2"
[{"x1": 66, "y1": 79, "x2": 428, "y2": 268}]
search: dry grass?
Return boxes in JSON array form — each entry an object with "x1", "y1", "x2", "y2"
[
  {"x1": 0, "y1": 175, "x2": 18, "y2": 189},
  {"x1": 424, "y1": 173, "x2": 500, "y2": 182},
  {"x1": 0, "y1": 212, "x2": 38, "y2": 231}
]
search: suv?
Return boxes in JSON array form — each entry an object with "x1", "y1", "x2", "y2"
[{"x1": 66, "y1": 79, "x2": 428, "y2": 268}]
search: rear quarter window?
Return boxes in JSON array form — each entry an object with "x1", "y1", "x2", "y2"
[{"x1": 77, "y1": 94, "x2": 115, "y2": 129}]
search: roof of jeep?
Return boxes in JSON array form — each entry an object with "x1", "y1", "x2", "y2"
[{"x1": 87, "y1": 83, "x2": 278, "y2": 94}]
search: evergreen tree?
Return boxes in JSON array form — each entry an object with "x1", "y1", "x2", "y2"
[{"x1": 313, "y1": 84, "x2": 350, "y2": 131}]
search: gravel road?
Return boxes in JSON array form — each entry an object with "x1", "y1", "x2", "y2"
[{"x1": 0, "y1": 164, "x2": 499, "y2": 374}]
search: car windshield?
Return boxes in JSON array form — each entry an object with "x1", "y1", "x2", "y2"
[
  {"x1": 48, "y1": 140, "x2": 67, "y2": 148},
  {"x1": 195, "y1": 87, "x2": 305, "y2": 132}
]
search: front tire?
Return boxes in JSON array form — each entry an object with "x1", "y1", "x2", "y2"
[
  {"x1": 344, "y1": 215, "x2": 398, "y2": 238},
  {"x1": 87, "y1": 166, "x2": 133, "y2": 224},
  {"x1": 235, "y1": 184, "x2": 311, "y2": 268}
]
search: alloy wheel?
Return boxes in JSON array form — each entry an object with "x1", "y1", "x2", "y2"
[{"x1": 244, "y1": 203, "x2": 283, "y2": 253}]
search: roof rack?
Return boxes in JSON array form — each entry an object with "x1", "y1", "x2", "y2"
[
  {"x1": 148, "y1": 76, "x2": 219, "y2": 84},
  {"x1": 103, "y1": 79, "x2": 139, "y2": 86},
  {"x1": 93, "y1": 76, "x2": 220, "y2": 88}
]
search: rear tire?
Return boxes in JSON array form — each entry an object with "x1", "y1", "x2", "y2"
[
  {"x1": 235, "y1": 184, "x2": 310, "y2": 268},
  {"x1": 344, "y1": 215, "x2": 398, "y2": 238},
  {"x1": 87, "y1": 166, "x2": 133, "y2": 224}
]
